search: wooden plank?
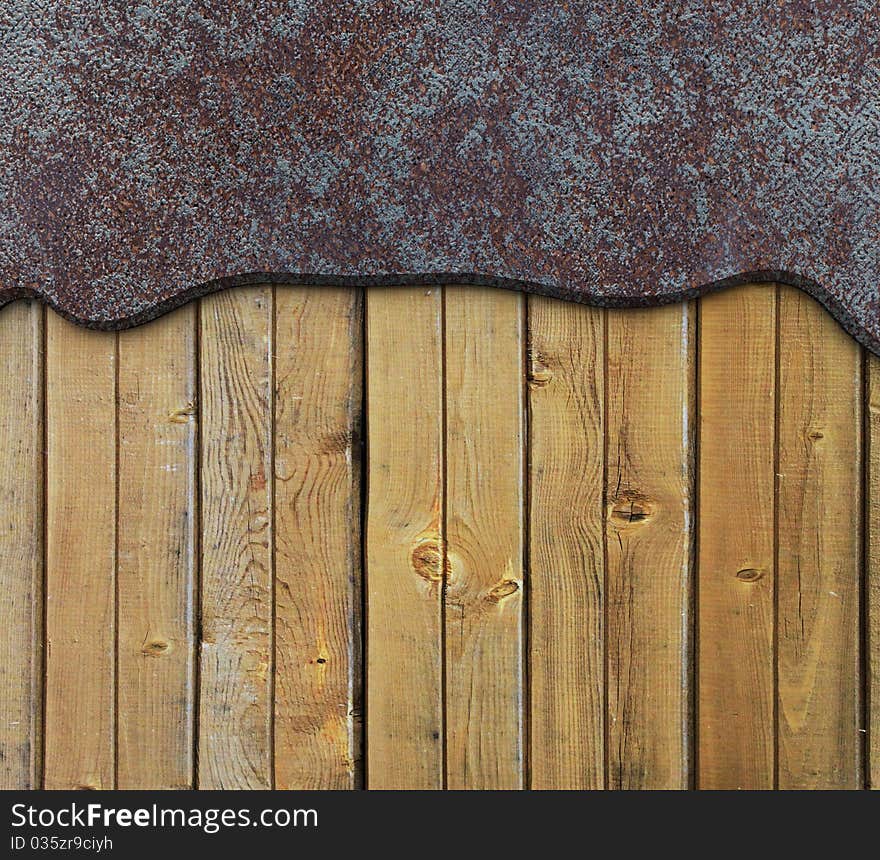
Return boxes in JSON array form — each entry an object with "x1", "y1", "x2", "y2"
[
  {"x1": 445, "y1": 286, "x2": 525, "y2": 790},
  {"x1": 869, "y1": 352, "x2": 880, "y2": 790},
  {"x1": 274, "y1": 287, "x2": 363, "y2": 789},
  {"x1": 776, "y1": 286, "x2": 862, "y2": 789},
  {"x1": 0, "y1": 302, "x2": 44, "y2": 789},
  {"x1": 698, "y1": 285, "x2": 776, "y2": 789},
  {"x1": 198, "y1": 288, "x2": 274, "y2": 789},
  {"x1": 44, "y1": 315, "x2": 117, "y2": 790},
  {"x1": 527, "y1": 297, "x2": 605, "y2": 790},
  {"x1": 605, "y1": 304, "x2": 695, "y2": 789},
  {"x1": 365, "y1": 287, "x2": 444, "y2": 789},
  {"x1": 116, "y1": 306, "x2": 198, "y2": 789}
]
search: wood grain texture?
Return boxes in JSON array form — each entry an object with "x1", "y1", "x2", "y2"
[
  {"x1": 44, "y1": 315, "x2": 117, "y2": 790},
  {"x1": 365, "y1": 287, "x2": 444, "y2": 789},
  {"x1": 869, "y1": 353, "x2": 880, "y2": 790},
  {"x1": 776, "y1": 286, "x2": 862, "y2": 789},
  {"x1": 3, "y1": 283, "x2": 878, "y2": 791},
  {"x1": 527, "y1": 297, "x2": 604, "y2": 789},
  {"x1": 274, "y1": 288, "x2": 362, "y2": 789},
  {"x1": 198, "y1": 288, "x2": 274, "y2": 790},
  {"x1": 116, "y1": 307, "x2": 198, "y2": 790},
  {"x1": 698, "y1": 286, "x2": 776, "y2": 789},
  {"x1": 605, "y1": 305, "x2": 695, "y2": 789},
  {"x1": 0, "y1": 302, "x2": 43, "y2": 789},
  {"x1": 444, "y1": 287, "x2": 525, "y2": 790}
]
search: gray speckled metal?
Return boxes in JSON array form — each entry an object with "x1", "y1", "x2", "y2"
[{"x1": 1, "y1": 2, "x2": 879, "y2": 350}]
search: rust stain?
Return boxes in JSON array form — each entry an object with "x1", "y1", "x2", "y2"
[{"x1": 0, "y1": 3, "x2": 878, "y2": 354}]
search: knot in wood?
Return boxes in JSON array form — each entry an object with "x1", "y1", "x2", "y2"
[
  {"x1": 320, "y1": 429, "x2": 351, "y2": 455},
  {"x1": 142, "y1": 639, "x2": 170, "y2": 656},
  {"x1": 486, "y1": 579, "x2": 520, "y2": 603},
  {"x1": 411, "y1": 540, "x2": 447, "y2": 584},
  {"x1": 527, "y1": 353, "x2": 553, "y2": 388},
  {"x1": 608, "y1": 492, "x2": 656, "y2": 529},
  {"x1": 168, "y1": 401, "x2": 196, "y2": 424}
]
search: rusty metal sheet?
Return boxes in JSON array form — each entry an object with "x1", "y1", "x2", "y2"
[{"x1": 1, "y1": 2, "x2": 879, "y2": 350}]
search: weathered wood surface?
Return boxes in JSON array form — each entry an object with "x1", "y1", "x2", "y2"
[
  {"x1": 274, "y1": 288, "x2": 363, "y2": 790},
  {"x1": 605, "y1": 305, "x2": 694, "y2": 789},
  {"x1": 365, "y1": 287, "x2": 444, "y2": 789},
  {"x1": 0, "y1": 283, "x2": 873, "y2": 789},
  {"x1": 44, "y1": 315, "x2": 117, "y2": 790},
  {"x1": 775, "y1": 288, "x2": 862, "y2": 789},
  {"x1": 198, "y1": 288, "x2": 275, "y2": 790},
  {"x1": 528, "y1": 296, "x2": 605, "y2": 789},
  {"x1": 117, "y1": 306, "x2": 198, "y2": 790},
  {"x1": 0, "y1": 302, "x2": 43, "y2": 790},
  {"x1": 698, "y1": 286, "x2": 777, "y2": 789},
  {"x1": 444, "y1": 287, "x2": 526, "y2": 790}
]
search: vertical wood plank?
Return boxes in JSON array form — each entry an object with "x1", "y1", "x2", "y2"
[
  {"x1": 199, "y1": 288, "x2": 273, "y2": 790},
  {"x1": 698, "y1": 285, "x2": 776, "y2": 789},
  {"x1": 776, "y1": 286, "x2": 862, "y2": 789},
  {"x1": 274, "y1": 288, "x2": 363, "y2": 789},
  {"x1": 44, "y1": 315, "x2": 117, "y2": 790},
  {"x1": 0, "y1": 302, "x2": 44, "y2": 789},
  {"x1": 869, "y1": 352, "x2": 880, "y2": 790},
  {"x1": 365, "y1": 287, "x2": 444, "y2": 789},
  {"x1": 605, "y1": 304, "x2": 695, "y2": 789},
  {"x1": 527, "y1": 297, "x2": 605, "y2": 789},
  {"x1": 445, "y1": 287, "x2": 525, "y2": 790},
  {"x1": 116, "y1": 306, "x2": 197, "y2": 789}
]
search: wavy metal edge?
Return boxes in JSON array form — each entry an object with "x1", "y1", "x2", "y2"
[{"x1": 1, "y1": 269, "x2": 877, "y2": 357}]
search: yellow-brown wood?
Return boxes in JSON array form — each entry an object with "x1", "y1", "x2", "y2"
[
  {"x1": 2, "y1": 282, "x2": 877, "y2": 790},
  {"x1": 444, "y1": 287, "x2": 525, "y2": 790},
  {"x1": 274, "y1": 288, "x2": 362, "y2": 789},
  {"x1": 116, "y1": 306, "x2": 198, "y2": 790},
  {"x1": 605, "y1": 305, "x2": 695, "y2": 789},
  {"x1": 527, "y1": 297, "x2": 604, "y2": 789},
  {"x1": 44, "y1": 315, "x2": 117, "y2": 790},
  {"x1": 776, "y1": 287, "x2": 862, "y2": 789},
  {"x1": 698, "y1": 286, "x2": 776, "y2": 789},
  {"x1": 365, "y1": 287, "x2": 444, "y2": 789},
  {"x1": 198, "y1": 288, "x2": 274, "y2": 789},
  {"x1": 0, "y1": 302, "x2": 43, "y2": 789},
  {"x1": 869, "y1": 353, "x2": 880, "y2": 791}
]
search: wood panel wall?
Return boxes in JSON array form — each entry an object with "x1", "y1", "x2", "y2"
[{"x1": 0, "y1": 284, "x2": 873, "y2": 790}]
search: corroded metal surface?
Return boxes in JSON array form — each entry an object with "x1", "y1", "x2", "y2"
[{"x1": 1, "y1": 2, "x2": 879, "y2": 350}]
